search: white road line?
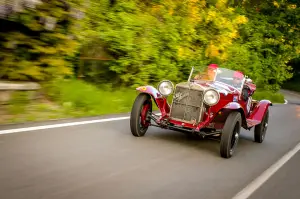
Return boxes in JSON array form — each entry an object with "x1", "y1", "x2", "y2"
[
  {"x1": 232, "y1": 142, "x2": 300, "y2": 199},
  {"x1": 284, "y1": 99, "x2": 288, "y2": 104},
  {"x1": 0, "y1": 117, "x2": 129, "y2": 135},
  {"x1": 0, "y1": 113, "x2": 163, "y2": 135}
]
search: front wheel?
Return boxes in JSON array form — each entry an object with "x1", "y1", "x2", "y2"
[
  {"x1": 220, "y1": 112, "x2": 242, "y2": 158},
  {"x1": 130, "y1": 93, "x2": 152, "y2": 137},
  {"x1": 254, "y1": 109, "x2": 269, "y2": 143}
]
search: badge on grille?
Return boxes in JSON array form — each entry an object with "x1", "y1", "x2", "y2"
[{"x1": 174, "y1": 92, "x2": 189, "y2": 101}]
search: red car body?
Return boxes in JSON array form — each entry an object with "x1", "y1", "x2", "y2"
[{"x1": 130, "y1": 67, "x2": 271, "y2": 158}]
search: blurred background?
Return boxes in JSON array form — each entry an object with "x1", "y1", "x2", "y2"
[{"x1": 0, "y1": 0, "x2": 299, "y2": 124}]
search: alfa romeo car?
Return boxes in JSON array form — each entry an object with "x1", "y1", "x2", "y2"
[{"x1": 129, "y1": 65, "x2": 272, "y2": 158}]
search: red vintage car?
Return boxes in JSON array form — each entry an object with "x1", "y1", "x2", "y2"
[{"x1": 129, "y1": 66, "x2": 271, "y2": 158}]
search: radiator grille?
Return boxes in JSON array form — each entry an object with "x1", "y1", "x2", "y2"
[{"x1": 170, "y1": 85, "x2": 204, "y2": 123}]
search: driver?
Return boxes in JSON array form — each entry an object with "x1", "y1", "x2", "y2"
[{"x1": 194, "y1": 64, "x2": 218, "y2": 81}]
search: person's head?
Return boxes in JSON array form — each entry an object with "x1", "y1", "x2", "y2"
[
  {"x1": 208, "y1": 64, "x2": 218, "y2": 70},
  {"x1": 207, "y1": 64, "x2": 218, "y2": 80},
  {"x1": 233, "y1": 71, "x2": 244, "y2": 85}
]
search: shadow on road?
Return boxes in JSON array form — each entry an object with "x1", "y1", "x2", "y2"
[{"x1": 145, "y1": 128, "x2": 256, "y2": 158}]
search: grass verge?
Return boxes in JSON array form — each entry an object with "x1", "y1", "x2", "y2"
[
  {"x1": 252, "y1": 90, "x2": 285, "y2": 103},
  {"x1": 43, "y1": 79, "x2": 139, "y2": 116},
  {"x1": 0, "y1": 79, "x2": 286, "y2": 125}
]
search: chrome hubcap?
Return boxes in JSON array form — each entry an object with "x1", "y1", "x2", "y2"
[
  {"x1": 235, "y1": 133, "x2": 239, "y2": 139},
  {"x1": 230, "y1": 132, "x2": 239, "y2": 155},
  {"x1": 262, "y1": 122, "x2": 268, "y2": 140}
]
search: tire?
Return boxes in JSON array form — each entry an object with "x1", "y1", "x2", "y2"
[
  {"x1": 220, "y1": 112, "x2": 242, "y2": 158},
  {"x1": 254, "y1": 109, "x2": 269, "y2": 143},
  {"x1": 130, "y1": 93, "x2": 152, "y2": 137}
]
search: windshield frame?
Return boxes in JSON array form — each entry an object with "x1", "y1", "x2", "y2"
[{"x1": 189, "y1": 66, "x2": 246, "y2": 92}]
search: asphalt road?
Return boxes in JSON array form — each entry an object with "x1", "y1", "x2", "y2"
[
  {"x1": 248, "y1": 150, "x2": 300, "y2": 199},
  {"x1": 0, "y1": 92, "x2": 300, "y2": 199},
  {"x1": 246, "y1": 90, "x2": 300, "y2": 199}
]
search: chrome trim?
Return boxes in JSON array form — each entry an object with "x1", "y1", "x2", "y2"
[
  {"x1": 203, "y1": 88, "x2": 220, "y2": 106},
  {"x1": 157, "y1": 80, "x2": 175, "y2": 96},
  {"x1": 188, "y1": 66, "x2": 195, "y2": 82}
]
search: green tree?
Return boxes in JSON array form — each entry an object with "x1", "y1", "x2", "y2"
[
  {"x1": 0, "y1": 0, "x2": 84, "y2": 81},
  {"x1": 222, "y1": 0, "x2": 300, "y2": 90},
  {"x1": 81, "y1": 0, "x2": 250, "y2": 87}
]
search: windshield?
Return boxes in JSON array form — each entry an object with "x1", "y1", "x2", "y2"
[{"x1": 190, "y1": 66, "x2": 245, "y2": 91}]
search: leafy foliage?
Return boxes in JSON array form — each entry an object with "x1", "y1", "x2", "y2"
[
  {"x1": 80, "y1": 0, "x2": 249, "y2": 87},
  {"x1": 226, "y1": 0, "x2": 300, "y2": 91},
  {"x1": 80, "y1": 0, "x2": 299, "y2": 90},
  {"x1": 0, "y1": 0, "x2": 299, "y2": 91},
  {"x1": 0, "y1": 0, "x2": 84, "y2": 81}
]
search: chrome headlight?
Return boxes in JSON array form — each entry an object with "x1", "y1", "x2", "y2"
[
  {"x1": 204, "y1": 89, "x2": 220, "y2": 106},
  {"x1": 158, "y1": 80, "x2": 174, "y2": 96}
]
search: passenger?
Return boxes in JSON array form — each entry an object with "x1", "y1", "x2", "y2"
[
  {"x1": 232, "y1": 71, "x2": 244, "y2": 88},
  {"x1": 194, "y1": 64, "x2": 218, "y2": 81}
]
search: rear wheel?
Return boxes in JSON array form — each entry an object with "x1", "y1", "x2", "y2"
[
  {"x1": 130, "y1": 93, "x2": 152, "y2": 137},
  {"x1": 254, "y1": 109, "x2": 269, "y2": 143},
  {"x1": 220, "y1": 112, "x2": 242, "y2": 158}
]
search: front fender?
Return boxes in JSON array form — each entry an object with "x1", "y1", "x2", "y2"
[
  {"x1": 223, "y1": 102, "x2": 242, "y2": 109},
  {"x1": 136, "y1": 86, "x2": 170, "y2": 115},
  {"x1": 219, "y1": 102, "x2": 248, "y2": 128},
  {"x1": 136, "y1": 86, "x2": 162, "y2": 99},
  {"x1": 249, "y1": 100, "x2": 272, "y2": 123}
]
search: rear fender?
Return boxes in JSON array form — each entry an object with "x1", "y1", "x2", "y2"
[
  {"x1": 248, "y1": 100, "x2": 272, "y2": 123},
  {"x1": 136, "y1": 86, "x2": 170, "y2": 115}
]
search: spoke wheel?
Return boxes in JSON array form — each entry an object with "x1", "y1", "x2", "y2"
[
  {"x1": 220, "y1": 112, "x2": 242, "y2": 159},
  {"x1": 130, "y1": 93, "x2": 152, "y2": 137}
]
